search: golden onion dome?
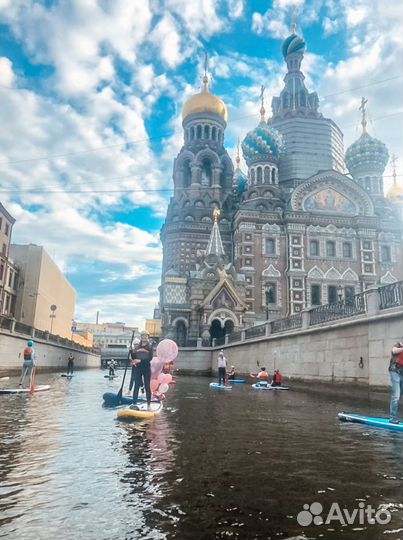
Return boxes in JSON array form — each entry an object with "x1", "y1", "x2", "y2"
[
  {"x1": 386, "y1": 182, "x2": 403, "y2": 205},
  {"x1": 182, "y1": 76, "x2": 228, "y2": 122}
]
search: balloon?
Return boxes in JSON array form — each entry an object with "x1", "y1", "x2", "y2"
[
  {"x1": 150, "y1": 379, "x2": 159, "y2": 392},
  {"x1": 156, "y1": 339, "x2": 178, "y2": 363},
  {"x1": 164, "y1": 374, "x2": 173, "y2": 384},
  {"x1": 150, "y1": 357, "x2": 163, "y2": 379},
  {"x1": 159, "y1": 383, "x2": 169, "y2": 394},
  {"x1": 157, "y1": 373, "x2": 167, "y2": 384}
]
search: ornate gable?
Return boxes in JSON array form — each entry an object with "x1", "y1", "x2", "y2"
[{"x1": 290, "y1": 170, "x2": 374, "y2": 217}]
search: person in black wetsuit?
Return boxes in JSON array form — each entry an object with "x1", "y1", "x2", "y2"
[{"x1": 130, "y1": 331, "x2": 153, "y2": 408}]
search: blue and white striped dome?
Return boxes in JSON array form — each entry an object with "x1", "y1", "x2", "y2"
[
  {"x1": 282, "y1": 33, "x2": 306, "y2": 58},
  {"x1": 242, "y1": 121, "x2": 284, "y2": 166},
  {"x1": 345, "y1": 132, "x2": 389, "y2": 177}
]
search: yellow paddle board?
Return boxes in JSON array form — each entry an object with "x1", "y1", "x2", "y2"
[{"x1": 117, "y1": 401, "x2": 163, "y2": 420}]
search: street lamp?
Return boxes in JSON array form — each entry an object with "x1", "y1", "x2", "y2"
[{"x1": 50, "y1": 304, "x2": 57, "y2": 334}]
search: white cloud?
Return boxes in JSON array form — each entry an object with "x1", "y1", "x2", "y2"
[{"x1": 0, "y1": 57, "x2": 15, "y2": 87}]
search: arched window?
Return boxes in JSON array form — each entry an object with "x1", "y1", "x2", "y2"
[
  {"x1": 204, "y1": 125, "x2": 209, "y2": 139},
  {"x1": 251, "y1": 169, "x2": 255, "y2": 184},
  {"x1": 201, "y1": 159, "x2": 212, "y2": 186},
  {"x1": 190, "y1": 126, "x2": 195, "y2": 140},
  {"x1": 264, "y1": 167, "x2": 270, "y2": 184},
  {"x1": 175, "y1": 321, "x2": 187, "y2": 347},
  {"x1": 183, "y1": 160, "x2": 192, "y2": 187},
  {"x1": 365, "y1": 176, "x2": 371, "y2": 191},
  {"x1": 257, "y1": 167, "x2": 262, "y2": 184},
  {"x1": 212, "y1": 126, "x2": 217, "y2": 140},
  {"x1": 197, "y1": 125, "x2": 202, "y2": 139},
  {"x1": 271, "y1": 168, "x2": 276, "y2": 184}
]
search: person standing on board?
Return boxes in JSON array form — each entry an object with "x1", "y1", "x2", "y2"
[
  {"x1": 67, "y1": 353, "x2": 75, "y2": 375},
  {"x1": 108, "y1": 358, "x2": 116, "y2": 377},
  {"x1": 389, "y1": 338, "x2": 403, "y2": 424},
  {"x1": 272, "y1": 369, "x2": 283, "y2": 387},
  {"x1": 19, "y1": 340, "x2": 35, "y2": 388},
  {"x1": 130, "y1": 331, "x2": 153, "y2": 408},
  {"x1": 217, "y1": 350, "x2": 227, "y2": 385}
]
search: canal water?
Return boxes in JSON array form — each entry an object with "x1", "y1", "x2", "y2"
[{"x1": 0, "y1": 371, "x2": 402, "y2": 540}]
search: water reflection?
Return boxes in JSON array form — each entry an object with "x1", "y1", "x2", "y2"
[{"x1": 0, "y1": 372, "x2": 402, "y2": 540}]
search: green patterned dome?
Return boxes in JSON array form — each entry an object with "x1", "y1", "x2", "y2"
[
  {"x1": 242, "y1": 121, "x2": 284, "y2": 166},
  {"x1": 345, "y1": 132, "x2": 389, "y2": 177}
]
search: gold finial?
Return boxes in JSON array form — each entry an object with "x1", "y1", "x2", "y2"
[
  {"x1": 359, "y1": 97, "x2": 368, "y2": 133},
  {"x1": 260, "y1": 84, "x2": 266, "y2": 121},
  {"x1": 213, "y1": 207, "x2": 220, "y2": 223},
  {"x1": 391, "y1": 154, "x2": 398, "y2": 184},
  {"x1": 202, "y1": 52, "x2": 209, "y2": 91},
  {"x1": 291, "y1": 5, "x2": 297, "y2": 34},
  {"x1": 236, "y1": 137, "x2": 240, "y2": 169}
]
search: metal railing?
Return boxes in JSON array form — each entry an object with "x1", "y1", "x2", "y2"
[
  {"x1": 215, "y1": 336, "x2": 226, "y2": 346},
  {"x1": 309, "y1": 292, "x2": 367, "y2": 326},
  {"x1": 271, "y1": 313, "x2": 303, "y2": 333},
  {"x1": 229, "y1": 331, "x2": 242, "y2": 343},
  {"x1": 378, "y1": 281, "x2": 403, "y2": 310},
  {"x1": 14, "y1": 321, "x2": 33, "y2": 335},
  {"x1": 245, "y1": 324, "x2": 266, "y2": 340}
]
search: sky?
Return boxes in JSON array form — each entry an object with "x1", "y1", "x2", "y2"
[{"x1": 0, "y1": 0, "x2": 402, "y2": 329}]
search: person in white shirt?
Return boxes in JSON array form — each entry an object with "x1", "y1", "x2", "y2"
[{"x1": 217, "y1": 350, "x2": 227, "y2": 386}]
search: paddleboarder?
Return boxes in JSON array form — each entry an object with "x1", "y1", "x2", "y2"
[
  {"x1": 108, "y1": 358, "x2": 116, "y2": 377},
  {"x1": 228, "y1": 365, "x2": 236, "y2": 381},
  {"x1": 67, "y1": 353, "x2": 75, "y2": 375},
  {"x1": 389, "y1": 339, "x2": 403, "y2": 424},
  {"x1": 256, "y1": 367, "x2": 269, "y2": 387},
  {"x1": 217, "y1": 350, "x2": 227, "y2": 386},
  {"x1": 272, "y1": 369, "x2": 283, "y2": 387},
  {"x1": 19, "y1": 340, "x2": 35, "y2": 388},
  {"x1": 130, "y1": 331, "x2": 153, "y2": 408}
]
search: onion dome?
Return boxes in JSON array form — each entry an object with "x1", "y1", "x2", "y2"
[
  {"x1": 182, "y1": 74, "x2": 227, "y2": 122},
  {"x1": 242, "y1": 122, "x2": 284, "y2": 166},
  {"x1": 281, "y1": 32, "x2": 306, "y2": 58},
  {"x1": 345, "y1": 98, "x2": 389, "y2": 177},
  {"x1": 345, "y1": 132, "x2": 389, "y2": 177}
]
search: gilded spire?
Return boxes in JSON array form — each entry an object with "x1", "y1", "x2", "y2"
[
  {"x1": 206, "y1": 208, "x2": 225, "y2": 257},
  {"x1": 213, "y1": 207, "x2": 220, "y2": 223},
  {"x1": 260, "y1": 85, "x2": 266, "y2": 122},
  {"x1": 359, "y1": 97, "x2": 368, "y2": 133},
  {"x1": 291, "y1": 5, "x2": 297, "y2": 35},
  {"x1": 235, "y1": 137, "x2": 241, "y2": 169}
]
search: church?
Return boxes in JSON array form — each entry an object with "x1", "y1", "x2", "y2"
[{"x1": 159, "y1": 22, "x2": 403, "y2": 346}]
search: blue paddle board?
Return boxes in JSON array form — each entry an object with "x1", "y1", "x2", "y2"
[
  {"x1": 228, "y1": 379, "x2": 246, "y2": 384},
  {"x1": 338, "y1": 412, "x2": 403, "y2": 432},
  {"x1": 252, "y1": 383, "x2": 289, "y2": 391},
  {"x1": 209, "y1": 382, "x2": 232, "y2": 390}
]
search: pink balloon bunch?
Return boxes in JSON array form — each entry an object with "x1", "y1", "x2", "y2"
[{"x1": 151, "y1": 339, "x2": 178, "y2": 398}]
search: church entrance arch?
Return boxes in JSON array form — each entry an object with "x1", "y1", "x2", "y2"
[
  {"x1": 208, "y1": 310, "x2": 237, "y2": 344},
  {"x1": 173, "y1": 318, "x2": 188, "y2": 347},
  {"x1": 210, "y1": 319, "x2": 225, "y2": 343}
]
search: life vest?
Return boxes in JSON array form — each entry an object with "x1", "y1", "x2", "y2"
[
  {"x1": 24, "y1": 347, "x2": 33, "y2": 360},
  {"x1": 396, "y1": 352, "x2": 403, "y2": 368},
  {"x1": 258, "y1": 371, "x2": 269, "y2": 379},
  {"x1": 273, "y1": 372, "x2": 283, "y2": 384}
]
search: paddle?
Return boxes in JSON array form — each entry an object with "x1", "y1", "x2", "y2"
[
  {"x1": 29, "y1": 366, "x2": 36, "y2": 395},
  {"x1": 115, "y1": 330, "x2": 136, "y2": 404}
]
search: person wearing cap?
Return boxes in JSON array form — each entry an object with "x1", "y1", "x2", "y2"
[
  {"x1": 129, "y1": 331, "x2": 153, "y2": 408},
  {"x1": 389, "y1": 338, "x2": 403, "y2": 424},
  {"x1": 272, "y1": 369, "x2": 283, "y2": 387},
  {"x1": 19, "y1": 340, "x2": 35, "y2": 388},
  {"x1": 227, "y1": 365, "x2": 236, "y2": 381}
]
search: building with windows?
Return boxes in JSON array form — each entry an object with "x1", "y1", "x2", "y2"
[
  {"x1": 0, "y1": 202, "x2": 17, "y2": 317},
  {"x1": 159, "y1": 24, "x2": 403, "y2": 345}
]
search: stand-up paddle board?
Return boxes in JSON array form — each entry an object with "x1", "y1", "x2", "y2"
[
  {"x1": 117, "y1": 401, "x2": 163, "y2": 420},
  {"x1": 228, "y1": 379, "x2": 246, "y2": 384},
  {"x1": 0, "y1": 385, "x2": 50, "y2": 395},
  {"x1": 61, "y1": 374, "x2": 74, "y2": 378},
  {"x1": 209, "y1": 382, "x2": 232, "y2": 390},
  {"x1": 104, "y1": 375, "x2": 119, "y2": 379},
  {"x1": 103, "y1": 392, "x2": 146, "y2": 407},
  {"x1": 338, "y1": 412, "x2": 403, "y2": 432},
  {"x1": 252, "y1": 383, "x2": 289, "y2": 391}
]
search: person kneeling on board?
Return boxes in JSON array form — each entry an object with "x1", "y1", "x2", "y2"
[
  {"x1": 256, "y1": 367, "x2": 269, "y2": 387},
  {"x1": 272, "y1": 369, "x2": 283, "y2": 387},
  {"x1": 228, "y1": 365, "x2": 236, "y2": 381},
  {"x1": 217, "y1": 350, "x2": 227, "y2": 386},
  {"x1": 130, "y1": 331, "x2": 153, "y2": 409},
  {"x1": 19, "y1": 341, "x2": 35, "y2": 388},
  {"x1": 108, "y1": 358, "x2": 116, "y2": 377},
  {"x1": 389, "y1": 338, "x2": 403, "y2": 424}
]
